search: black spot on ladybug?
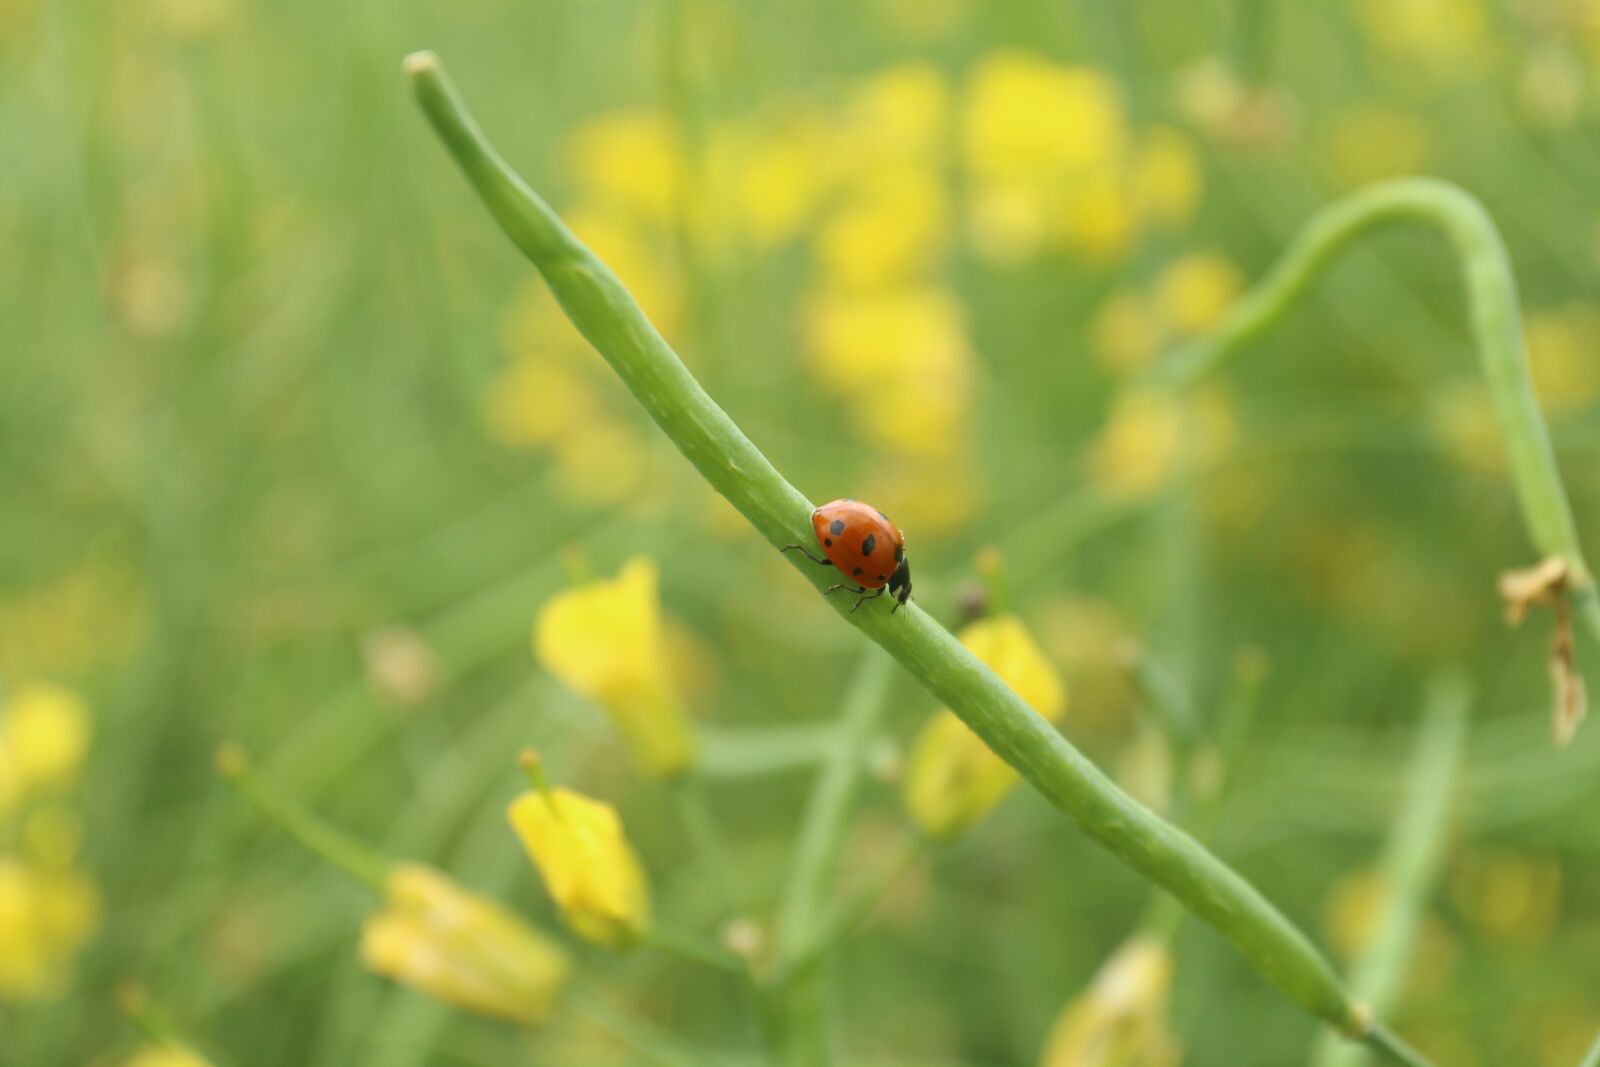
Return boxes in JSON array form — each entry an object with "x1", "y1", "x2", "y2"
[
  {"x1": 894, "y1": 543, "x2": 904, "y2": 562},
  {"x1": 877, "y1": 574, "x2": 886, "y2": 582},
  {"x1": 824, "y1": 537, "x2": 833, "y2": 547},
  {"x1": 829, "y1": 519, "x2": 846, "y2": 536},
  {"x1": 853, "y1": 567, "x2": 863, "y2": 576},
  {"x1": 860, "y1": 533, "x2": 876, "y2": 557}
]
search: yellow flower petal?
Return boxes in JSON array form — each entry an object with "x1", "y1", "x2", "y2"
[
  {"x1": 507, "y1": 788, "x2": 651, "y2": 950},
  {"x1": 1, "y1": 682, "x2": 92, "y2": 798},
  {"x1": 1039, "y1": 935, "x2": 1181, "y2": 1067},
  {"x1": 534, "y1": 558, "x2": 694, "y2": 775},
  {"x1": 360, "y1": 863, "x2": 570, "y2": 1024}
]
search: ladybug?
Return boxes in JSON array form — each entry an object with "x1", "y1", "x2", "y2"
[{"x1": 783, "y1": 498, "x2": 912, "y2": 613}]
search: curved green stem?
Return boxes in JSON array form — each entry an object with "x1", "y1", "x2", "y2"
[
  {"x1": 1144, "y1": 177, "x2": 1600, "y2": 644},
  {"x1": 405, "y1": 50, "x2": 1378, "y2": 1037},
  {"x1": 1312, "y1": 671, "x2": 1469, "y2": 1067}
]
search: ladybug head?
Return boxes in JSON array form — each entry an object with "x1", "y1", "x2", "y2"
[{"x1": 888, "y1": 558, "x2": 912, "y2": 614}]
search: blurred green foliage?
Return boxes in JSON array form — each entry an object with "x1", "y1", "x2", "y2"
[{"x1": 4, "y1": 0, "x2": 1600, "y2": 1065}]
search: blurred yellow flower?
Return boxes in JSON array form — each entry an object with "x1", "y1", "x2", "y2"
[
  {"x1": 1090, "y1": 387, "x2": 1234, "y2": 500},
  {"x1": 1322, "y1": 106, "x2": 1431, "y2": 188},
  {"x1": 121, "y1": 1043, "x2": 214, "y2": 1067},
  {"x1": 1038, "y1": 935, "x2": 1181, "y2": 1067},
  {"x1": 0, "y1": 855, "x2": 100, "y2": 1001},
  {"x1": 731, "y1": 113, "x2": 831, "y2": 248},
  {"x1": 484, "y1": 357, "x2": 601, "y2": 450},
  {"x1": 1090, "y1": 291, "x2": 1162, "y2": 374},
  {"x1": 1323, "y1": 866, "x2": 1390, "y2": 963},
  {"x1": 1174, "y1": 58, "x2": 1299, "y2": 151},
  {"x1": 534, "y1": 557, "x2": 694, "y2": 776},
  {"x1": 1425, "y1": 380, "x2": 1504, "y2": 475},
  {"x1": 837, "y1": 62, "x2": 952, "y2": 169},
  {"x1": 1152, "y1": 253, "x2": 1242, "y2": 338},
  {"x1": 962, "y1": 52, "x2": 1125, "y2": 180},
  {"x1": 814, "y1": 164, "x2": 949, "y2": 289},
  {"x1": 804, "y1": 284, "x2": 973, "y2": 455},
  {"x1": 0, "y1": 683, "x2": 92, "y2": 807},
  {"x1": 565, "y1": 110, "x2": 685, "y2": 225},
  {"x1": 550, "y1": 419, "x2": 650, "y2": 507},
  {"x1": 1526, "y1": 305, "x2": 1600, "y2": 413},
  {"x1": 1089, "y1": 390, "x2": 1185, "y2": 500},
  {"x1": 904, "y1": 615, "x2": 1066, "y2": 839},
  {"x1": 1449, "y1": 848, "x2": 1563, "y2": 945},
  {"x1": 1130, "y1": 127, "x2": 1202, "y2": 230},
  {"x1": 1359, "y1": 0, "x2": 1486, "y2": 61},
  {"x1": 508, "y1": 784, "x2": 651, "y2": 950},
  {"x1": 1058, "y1": 170, "x2": 1137, "y2": 261},
  {"x1": 359, "y1": 863, "x2": 570, "y2": 1024}
]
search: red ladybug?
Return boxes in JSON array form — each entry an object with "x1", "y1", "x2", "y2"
[{"x1": 783, "y1": 499, "x2": 912, "y2": 613}]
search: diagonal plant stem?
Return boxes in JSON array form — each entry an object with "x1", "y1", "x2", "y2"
[
  {"x1": 403, "y1": 51, "x2": 1404, "y2": 1044},
  {"x1": 1143, "y1": 176, "x2": 1600, "y2": 647},
  {"x1": 1312, "y1": 671, "x2": 1471, "y2": 1067}
]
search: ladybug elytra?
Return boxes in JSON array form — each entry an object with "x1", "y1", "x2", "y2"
[{"x1": 783, "y1": 498, "x2": 912, "y2": 613}]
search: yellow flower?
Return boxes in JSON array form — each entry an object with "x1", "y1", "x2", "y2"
[
  {"x1": 961, "y1": 52, "x2": 1130, "y2": 263},
  {"x1": 1039, "y1": 935, "x2": 1181, "y2": 1067},
  {"x1": 564, "y1": 109, "x2": 685, "y2": 224},
  {"x1": 731, "y1": 113, "x2": 830, "y2": 248},
  {"x1": 1322, "y1": 106, "x2": 1431, "y2": 188},
  {"x1": 1130, "y1": 127, "x2": 1202, "y2": 230},
  {"x1": 483, "y1": 357, "x2": 601, "y2": 449},
  {"x1": 0, "y1": 682, "x2": 92, "y2": 808},
  {"x1": 804, "y1": 284, "x2": 973, "y2": 455},
  {"x1": 814, "y1": 164, "x2": 949, "y2": 289},
  {"x1": 359, "y1": 863, "x2": 570, "y2": 1024},
  {"x1": 1359, "y1": 0, "x2": 1486, "y2": 61},
  {"x1": 534, "y1": 558, "x2": 694, "y2": 776},
  {"x1": 1089, "y1": 291, "x2": 1162, "y2": 374},
  {"x1": 121, "y1": 1043, "x2": 215, "y2": 1067},
  {"x1": 0, "y1": 855, "x2": 100, "y2": 1002},
  {"x1": 550, "y1": 418, "x2": 649, "y2": 507},
  {"x1": 1527, "y1": 305, "x2": 1600, "y2": 413},
  {"x1": 508, "y1": 785, "x2": 651, "y2": 949},
  {"x1": 1089, "y1": 388, "x2": 1234, "y2": 500},
  {"x1": 1152, "y1": 253, "x2": 1242, "y2": 338},
  {"x1": 837, "y1": 62, "x2": 952, "y2": 169},
  {"x1": 1089, "y1": 390, "x2": 1186, "y2": 500},
  {"x1": 904, "y1": 615, "x2": 1066, "y2": 839},
  {"x1": 962, "y1": 52, "x2": 1125, "y2": 181}
]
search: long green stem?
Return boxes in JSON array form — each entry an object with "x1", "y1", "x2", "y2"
[
  {"x1": 405, "y1": 51, "x2": 1380, "y2": 1037},
  {"x1": 1312, "y1": 672, "x2": 1469, "y2": 1067},
  {"x1": 1143, "y1": 177, "x2": 1600, "y2": 645},
  {"x1": 764, "y1": 648, "x2": 895, "y2": 1065},
  {"x1": 215, "y1": 742, "x2": 390, "y2": 891}
]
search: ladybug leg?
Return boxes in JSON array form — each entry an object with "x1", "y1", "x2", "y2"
[
  {"x1": 850, "y1": 587, "x2": 887, "y2": 613},
  {"x1": 782, "y1": 543, "x2": 833, "y2": 566},
  {"x1": 824, "y1": 582, "x2": 868, "y2": 596}
]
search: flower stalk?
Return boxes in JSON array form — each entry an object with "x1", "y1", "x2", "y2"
[
  {"x1": 214, "y1": 742, "x2": 389, "y2": 891},
  {"x1": 405, "y1": 49, "x2": 1398, "y2": 1040},
  {"x1": 1142, "y1": 177, "x2": 1600, "y2": 650},
  {"x1": 1313, "y1": 672, "x2": 1470, "y2": 1067}
]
